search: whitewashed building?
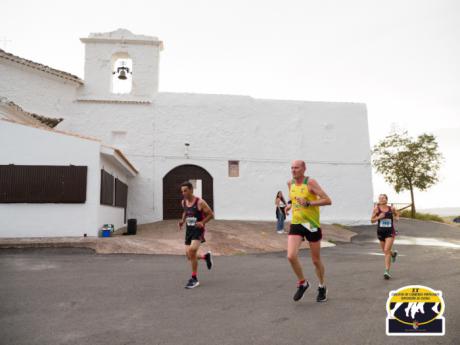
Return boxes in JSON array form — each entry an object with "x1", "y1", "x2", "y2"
[
  {"x1": 0, "y1": 99, "x2": 137, "y2": 237},
  {"x1": 0, "y1": 29, "x2": 373, "y2": 237}
]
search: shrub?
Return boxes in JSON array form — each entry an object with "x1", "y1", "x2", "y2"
[{"x1": 400, "y1": 210, "x2": 444, "y2": 223}]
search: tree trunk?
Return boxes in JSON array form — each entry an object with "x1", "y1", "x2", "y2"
[{"x1": 409, "y1": 185, "x2": 416, "y2": 218}]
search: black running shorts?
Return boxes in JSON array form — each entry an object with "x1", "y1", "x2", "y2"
[
  {"x1": 289, "y1": 223, "x2": 322, "y2": 242},
  {"x1": 185, "y1": 226, "x2": 206, "y2": 245},
  {"x1": 377, "y1": 227, "x2": 395, "y2": 242}
]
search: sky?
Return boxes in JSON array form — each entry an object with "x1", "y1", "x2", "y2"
[{"x1": 2, "y1": 0, "x2": 459, "y2": 210}]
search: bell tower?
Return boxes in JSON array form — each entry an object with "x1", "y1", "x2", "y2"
[{"x1": 79, "y1": 29, "x2": 163, "y2": 102}]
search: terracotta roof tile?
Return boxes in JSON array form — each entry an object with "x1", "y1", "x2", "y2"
[
  {"x1": 0, "y1": 49, "x2": 83, "y2": 85},
  {"x1": 0, "y1": 97, "x2": 63, "y2": 128}
]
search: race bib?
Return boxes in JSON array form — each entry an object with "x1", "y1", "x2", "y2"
[
  {"x1": 186, "y1": 217, "x2": 197, "y2": 226},
  {"x1": 301, "y1": 223, "x2": 318, "y2": 232},
  {"x1": 380, "y1": 219, "x2": 392, "y2": 228}
]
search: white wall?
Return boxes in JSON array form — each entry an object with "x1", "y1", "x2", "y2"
[
  {"x1": 152, "y1": 93, "x2": 374, "y2": 225},
  {"x1": 28, "y1": 90, "x2": 373, "y2": 226},
  {"x1": 98, "y1": 155, "x2": 129, "y2": 231},
  {"x1": 0, "y1": 121, "x2": 100, "y2": 237},
  {"x1": 0, "y1": 35, "x2": 374, "y2": 226},
  {"x1": 56, "y1": 101, "x2": 156, "y2": 225},
  {"x1": 0, "y1": 60, "x2": 78, "y2": 119}
]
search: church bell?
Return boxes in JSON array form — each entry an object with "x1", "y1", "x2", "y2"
[{"x1": 118, "y1": 67, "x2": 128, "y2": 80}]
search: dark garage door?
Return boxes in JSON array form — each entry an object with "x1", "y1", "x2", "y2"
[{"x1": 163, "y1": 165, "x2": 213, "y2": 220}]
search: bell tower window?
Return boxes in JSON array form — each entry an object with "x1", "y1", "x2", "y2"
[{"x1": 111, "y1": 54, "x2": 133, "y2": 94}]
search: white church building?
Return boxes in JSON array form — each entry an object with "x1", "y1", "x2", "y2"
[{"x1": 0, "y1": 29, "x2": 374, "y2": 237}]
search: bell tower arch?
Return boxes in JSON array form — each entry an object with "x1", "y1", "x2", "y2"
[{"x1": 79, "y1": 29, "x2": 163, "y2": 103}]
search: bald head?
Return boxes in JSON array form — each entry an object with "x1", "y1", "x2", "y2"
[
  {"x1": 292, "y1": 160, "x2": 306, "y2": 169},
  {"x1": 291, "y1": 160, "x2": 306, "y2": 179}
]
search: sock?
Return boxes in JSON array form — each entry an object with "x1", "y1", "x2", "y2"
[
  {"x1": 319, "y1": 283, "x2": 325, "y2": 288},
  {"x1": 192, "y1": 272, "x2": 197, "y2": 279},
  {"x1": 200, "y1": 254, "x2": 206, "y2": 260},
  {"x1": 298, "y1": 279, "x2": 306, "y2": 286}
]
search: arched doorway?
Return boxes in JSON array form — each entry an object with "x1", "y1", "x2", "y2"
[{"x1": 163, "y1": 165, "x2": 214, "y2": 220}]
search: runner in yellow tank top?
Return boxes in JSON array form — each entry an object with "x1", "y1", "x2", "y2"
[
  {"x1": 285, "y1": 160, "x2": 332, "y2": 302},
  {"x1": 289, "y1": 176, "x2": 320, "y2": 229}
]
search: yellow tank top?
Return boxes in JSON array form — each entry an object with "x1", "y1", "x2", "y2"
[{"x1": 289, "y1": 177, "x2": 320, "y2": 228}]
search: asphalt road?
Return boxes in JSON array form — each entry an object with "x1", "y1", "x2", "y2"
[{"x1": 1, "y1": 219, "x2": 459, "y2": 345}]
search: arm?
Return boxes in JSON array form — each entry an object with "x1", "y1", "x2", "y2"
[
  {"x1": 371, "y1": 206, "x2": 385, "y2": 223},
  {"x1": 285, "y1": 181, "x2": 292, "y2": 214},
  {"x1": 178, "y1": 200, "x2": 186, "y2": 230},
  {"x1": 196, "y1": 199, "x2": 214, "y2": 228},
  {"x1": 285, "y1": 202, "x2": 292, "y2": 215},
  {"x1": 305, "y1": 179, "x2": 332, "y2": 207}
]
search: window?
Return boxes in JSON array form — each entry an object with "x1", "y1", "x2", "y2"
[
  {"x1": 228, "y1": 161, "x2": 239, "y2": 177},
  {"x1": 100, "y1": 171, "x2": 128, "y2": 209},
  {"x1": 0, "y1": 165, "x2": 87, "y2": 203},
  {"x1": 114, "y1": 178, "x2": 128, "y2": 208},
  {"x1": 100, "y1": 170, "x2": 114, "y2": 205}
]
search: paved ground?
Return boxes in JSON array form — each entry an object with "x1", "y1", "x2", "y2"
[
  {"x1": 0, "y1": 220, "x2": 355, "y2": 255},
  {"x1": 1, "y1": 219, "x2": 459, "y2": 345}
]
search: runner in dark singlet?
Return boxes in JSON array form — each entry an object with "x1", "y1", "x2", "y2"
[
  {"x1": 371, "y1": 194, "x2": 399, "y2": 279},
  {"x1": 178, "y1": 181, "x2": 214, "y2": 289}
]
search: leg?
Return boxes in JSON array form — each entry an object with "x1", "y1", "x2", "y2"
[
  {"x1": 379, "y1": 239, "x2": 385, "y2": 253},
  {"x1": 276, "y1": 215, "x2": 282, "y2": 231},
  {"x1": 188, "y1": 240, "x2": 202, "y2": 275},
  {"x1": 384, "y1": 237, "x2": 395, "y2": 271},
  {"x1": 287, "y1": 235, "x2": 305, "y2": 281},
  {"x1": 379, "y1": 240, "x2": 385, "y2": 269},
  {"x1": 309, "y1": 241, "x2": 325, "y2": 285},
  {"x1": 276, "y1": 211, "x2": 284, "y2": 231},
  {"x1": 288, "y1": 234, "x2": 310, "y2": 301},
  {"x1": 185, "y1": 245, "x2": 191, "y2": 260}
]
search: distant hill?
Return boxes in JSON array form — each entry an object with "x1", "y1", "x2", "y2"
[{"x1": 419, "y1": 207, "x2": 460, "y2": 216}]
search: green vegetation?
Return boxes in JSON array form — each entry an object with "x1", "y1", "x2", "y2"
[
  {"x1": 400, "y1": 210, "x2": 444, "y2": 223},
  {"x1": 372, "y1": 131, "x2": 443, "y2": 218}
]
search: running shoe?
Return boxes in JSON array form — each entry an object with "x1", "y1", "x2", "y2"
[
  {"x1": 384, "y1": 270, "x2": 392, "y2": 280},
  {"x1": 204, "y1": 251, "x2": 213, "y2": 270},
  {"x1": 391, "y1": 250, "x2": 398, "y2": 263},
  {"x1": 185, "y1": 277, "x2": 200, "y2": 289},
  {"x1": 317, "y1": 286, "x2": 328, "y2": 302},
  {"x1": 293, "y1": 281, "x2": 310, "y2": 301}
]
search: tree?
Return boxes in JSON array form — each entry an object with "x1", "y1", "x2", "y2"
[{"x1": 372, "y1": 131, "x2": 443, "y2": 218}]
